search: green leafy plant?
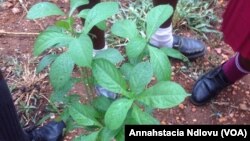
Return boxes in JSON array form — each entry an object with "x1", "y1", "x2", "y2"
[{"x1": 27, "y1": 1, "x2": 189, "y2": 140}]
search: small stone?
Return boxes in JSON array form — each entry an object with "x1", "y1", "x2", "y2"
[
  {"x1": 229, "y1": 113, "x2": 234, "y2": 118},
  {"x1": 50, "y1": 114, "x2": 55, "y2": 119},
  {"x1": 232, "y1": 91, "x2": 237, "y2": 95},
  {"x1": 161, "y1": 121, "x2": 167, "y2": 125},
  {"x1": 179, "y1": 104, "x2": 185, "y2": 109},
  {"x1": 219, "y1": 117, "x2": 227, "y2": 123},
  {"x1": 192, "y1": 107, "x2": 197, "y2": 112},
  {"x1": 207, "y1": 46, "x2": 211, "y2": 51},
  {"x1": 11, "y1": 7, "x2": 21, "y2": 14},
  {"x1": 232, "y1": 118, "x2": 237, "y2": 123},
  {"x1": 215, "y1": 48, "x2": 222, "y2": 54}
]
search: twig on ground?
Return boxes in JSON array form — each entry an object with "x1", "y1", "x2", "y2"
[
  {"x1": 18, "y1": 0, "x2": 44, "y2": 30},
  {"x1": 179, "y1": 70, "x2": 195, "y2": 82},
  {"x1": 0, "y1": 30, "x2": 39, "y2": 35},
  {"x1": 213, "y1": 101, "x2": 250, "y2": 112}
]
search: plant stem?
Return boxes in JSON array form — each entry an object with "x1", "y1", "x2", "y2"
[
  {"x1": 86, "y1": 68, "x2": 95, "y2": 97},
  {"x1": 79, "y1": 67, "x2": 94, "y2": 103}
]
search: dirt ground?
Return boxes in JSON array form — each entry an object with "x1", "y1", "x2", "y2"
[{"x1": 0, "y1": 0, "x2": 250, "y2": 140}]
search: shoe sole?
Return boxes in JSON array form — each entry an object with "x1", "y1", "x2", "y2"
[
  {"x1": 184, "y1": 48, "x2": 206, "y2": 60},
  {"x1": 189, "y1": 96, "x2": 207, "y2": 106}
]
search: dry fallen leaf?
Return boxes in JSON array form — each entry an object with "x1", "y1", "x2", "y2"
[{"x1": 239, "y1": 103, "x2": 248, "y2": 111}]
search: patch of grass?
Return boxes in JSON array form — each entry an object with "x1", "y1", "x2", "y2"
[
  {"x1": 0, "y1": 54, "x2": 51, "y2": 127},
  {"x1": 173, "y1": 0, "x2": 222, "y2": 40},
  {"x1": 106, "y1": 0, "x2": 153, "y2": 48}
]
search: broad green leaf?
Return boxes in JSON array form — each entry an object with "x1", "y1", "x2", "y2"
[
  {"x1": 146, "y1": 5, "x2": 173, "y2": 39},
  {"x1": 149, "y1": 46, "x2": 171, "y2": 81},
  {"x1": 50, "y1": 79, "x2": 75, "y2": 102},
  {"x1": 55, "y1": 17, "x2": 74, "y2": 31},
  {"x1": 68, "y1": 33, "x2": 93, "y2": 67},
  {"x1": 126, "y1": 37, "x2": 147, "y2": 63},
  {"x1": 27, "y1": 2, "x2": 64, "y2": 20},
  {"x1": 94, "y1": 48, "x2": 124, "y2": 65},
  {"x1": 161, "y1": 47, "x2": 189, "y2": 62},
  {"x1": 92, "y1": 96, "x2": 112, "y2": 113},
  {"x1": 34, "y1": 31, "x2": 74, "y2": 56},
  {"x1": 78, "y1": 9, "x2": 107, "y2": 30},
  {"x1": 96, "y1": 21, "x2": 107, "y2": 31},
  {"x1": 78, "y1": 9, "x2": 89, "y2": 18},
  {"x1": 129, "y1": 62, "x2": 153, "y2": 94},
  {"x1": 60, "y1": 108, "x2": 70, "y2": 122},
  {"x1": 120, "y1": 63, "x2": 134, "y2": 80},
  {"x1": 98, "y1": 127, "x2": 119, "y2": 141},
  {"x1": 131, "y1": 105, "x2": 159, "y2": 124},
  {"x1": 64, "y1": 94, "x2": 81, "y2": 105},
  {"x1": 69, "y1": 103, "x2": 101, "y2": 127},
  {"x1": 84, "y1": 2, "x2": 119, "y2": 33},
  {"x1": 50, "y1": 53, "x2": 74, "y2": 90},
  {"x1": 65, "y1": 118, "x2": 82, "y2": 132},
  {"x1": 69, "y1": 0, "x2": 89, "y2": 16},
  {"x1": 111, "y1": 20, "x2": 139, "y2": 39},
  {"x1": 74, "y1": 131, "x2": 99, "y2": 141},
  {"x1": 115, "y1": 128, "x2": 125, "y2": 141},
  {"x1": 137, "y1": 81, "x2": 188, "y2": 109},
  {"x1": 92, "y1": 59, "x2": 128, "y2": 95},
  {"x1": 105, "y1": 98, "x2": 133, "y2": 130},
  {"x1": 76, "y1": 103, "x2": 100, "y2": 119},
  {"x1": 36, "y1": 54, "x2": 58, "y2": 73}
]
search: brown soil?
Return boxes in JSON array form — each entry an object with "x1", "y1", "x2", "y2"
[{"x1": 1, "y1": 0, "x2": 249, "y2": 140}]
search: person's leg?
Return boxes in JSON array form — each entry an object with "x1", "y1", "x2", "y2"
[
  {"x1": 77, "y1": 1, "x2": 117, "y2": 99},
  {"x1": 153, "y1": 0, "x2": 178, "y2": 28},
  {"x1": 0, "y1": 71, "x2": 66, "y2": 141},
  {"x1": 77, "y1": 0, "x2": 105, "y2": 50},
  {"x1": 150, "y1": 0, "x2": 206, "y2": 59},
  {"x1": 222, "y1": 53, "x2": 250, "y2": 83},
  {"x1": 191, "y1": 53, "x2": 250, "y2": 105}
]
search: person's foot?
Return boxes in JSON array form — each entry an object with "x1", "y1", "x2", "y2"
[
  {"x1": 190, "y1": 65, "x2": 232, "y2": 106},
  {"x1": 149, "y1": 25, "x2": 206, "y2": 60},
  {"x1": 95, "y1": 85, "x2": 117, "y2": 99},
  {"x1": 93, "y1": 46, "x2": 117, "y2": 99},
  {"x1": 27, "y1": 121, "x2": 66, "y2": 141},
  {"x1": 173, "y1": 35, "x2": 206, "y2": 59}
]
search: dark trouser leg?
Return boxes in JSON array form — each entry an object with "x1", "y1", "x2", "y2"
[
  {"x1": 153, "y1": 0, "x2": 178, "y2": 28},
  {"x1": 77, "y1": 0, "x2": 105, "y2": 50},
  {"x1": 0, "y1": 71, "x2": 30, "y2": 141}
]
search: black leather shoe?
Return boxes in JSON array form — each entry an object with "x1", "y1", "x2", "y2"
[
  {"x1": 190, "y1": 66, "x2": 232, "y2": 106},
  {"x1": 28, "y1": 121, "x2": 66, "y2": 141},
  {"x1": 173, "y1": 35, "x2": 206, "y2": 59}
]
